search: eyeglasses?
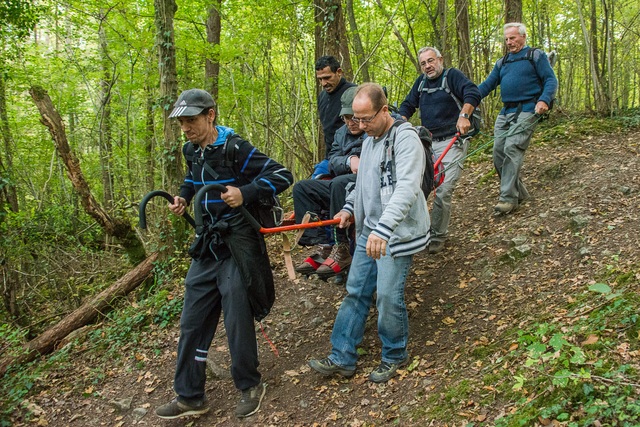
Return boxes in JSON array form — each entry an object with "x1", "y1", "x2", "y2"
[
  {"x1": 341, "y1": 115, "x2": 356, "y2": 123},
  {"x1": 420, "y1": 58, "x2": 438, "y2": 67},
  {"x1": 351, "y1": 107, "x2": 383, "y2": 124}
]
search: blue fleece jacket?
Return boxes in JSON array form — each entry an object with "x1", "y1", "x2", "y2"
[
  {"x1": 478, "y1": 46, "x2": 558, "y2": 114},
  {"x1": 398, "y1": 68, "x2": 481, "y2": 139}
]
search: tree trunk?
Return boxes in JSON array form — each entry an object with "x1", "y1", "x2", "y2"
[
  {"x1": 505, "y1": 0, "x2": 522, "y2": 23},
  {"x1": 154, "y1": 0, "x2": 183, "y2": 193},
  {"x1": 345, "y1": 0, "x2": 369, "y2": 82},
  {"x1": 0, "y1": 69, "x2": 19, "y2": 214},
  {"x1": 205, "y1": 0, "x2": 221, "y2": 100},
  {"x1": 28, "y1": 86, "x2": 146, "y2": 263},
  {"x1": 455, "y1": 0, "x2": 473, "y2": 78},
  {"x1": 575, "y1": 0, "x2": 607, "y2": 113},
  {"x1": 98, "y1": 13, "x2": 115, "y2": 211},
  {"x1": 437, "y1": 0, "x2": 450, "y2": 65},
  {"x1": 0, "y1": 252, "x2": 159, "y2": 378},
  {"x1": 144, "y1": 84, "x2": 156, "y2": 192},
  {"x1": 314, "y1": 0, "x2": 352, "y2": 77}
]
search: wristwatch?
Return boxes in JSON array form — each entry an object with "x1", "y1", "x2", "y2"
[{"x1": 459, "y1": 113, "x2": 470, "y2": 119}]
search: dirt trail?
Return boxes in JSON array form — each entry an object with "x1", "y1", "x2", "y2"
[{"x1": 19, "y1": 130, "x2": 640, "y2": 426}]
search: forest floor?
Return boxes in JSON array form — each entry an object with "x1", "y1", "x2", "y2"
[{"x1": 11, "y1": 125, "x2": 640, "y2": 426}]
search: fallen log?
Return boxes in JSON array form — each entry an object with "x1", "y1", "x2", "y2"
[{"x1": 0, "y1": 252, "x2": 159, "y2": 378}]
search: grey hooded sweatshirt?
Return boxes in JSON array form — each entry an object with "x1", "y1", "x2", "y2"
[{"x1": 343, "y1": 121, "x2": 430, "y2": 257}]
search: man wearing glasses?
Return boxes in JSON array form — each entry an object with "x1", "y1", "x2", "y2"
[
  {"x1": 399, "y1": 47, "x2": 481, "y2": 254},
  {"x1": 309, "y1": 83, "x2": 430, "y2": 383},
  {"x1": 293, "y1": 87, "x2": 365, "y2": 279}
]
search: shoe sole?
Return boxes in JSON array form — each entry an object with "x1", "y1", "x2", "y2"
[
  {"x1": 235, "y1": 383, "x2": 266, "y2": 419},
  {"x1": 295, "y1": 265, "x2": 318, "y2": 275},
  {"x1": 316, "y1": 265, "x2": 350, "y2": 281},
  {"x1": 493, "y1": 205, "x2": 518, "y2": 215},
  {"x1": 308, "y1": 360, "x2": 355, "y2": 377},
  {"x1": 156, "y1": 407, "x2": 209, "y2": 420}
]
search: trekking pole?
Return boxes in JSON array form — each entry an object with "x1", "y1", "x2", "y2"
[
  {"x1": 433, "y1": 132, "x2": 461, "y2": 171},
  {"x1": 194, "y1": 184, "x2": 340, "y2": 234},
  {"x1": 139, "y1": 190, "x2": 196, "y2": 229}
]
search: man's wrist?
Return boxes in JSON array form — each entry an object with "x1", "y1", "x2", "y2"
[{"x1": 459, "y1": 113, "x2": 470, "y2": 119}]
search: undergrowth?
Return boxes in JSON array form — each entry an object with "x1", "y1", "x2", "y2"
[
  {"x1": 0, "y1": 261, "x2": 187, "y2": 426},
  {"x1": 423, "y1": 261, "x2": 640, "y2": 426}
]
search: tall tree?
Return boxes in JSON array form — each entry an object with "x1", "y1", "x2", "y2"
[
  {"x1": 437, "y1": 0, "x2": 451, "y2": 64},
  {"x1": 205, "y1": 0, "x2": 221, "y2": 99},
  {"x1": 154, "y1": 0, "x2": 182, "y2": 193},
  {"x1": 345, "y1": 0, "x2": 369, "y2": 82},
  {"x1": 505, "y1": 0, "x2": 522, "y2": 23},
  {"x1": 314, "y1": 0, "x2": 352, "y2": 77},
  {"x1": 98, "y1": 11, "x2": 115, "y2": 210},
  {"x1": 455, "y1": 0, "x2": 473, "y2": 78}
]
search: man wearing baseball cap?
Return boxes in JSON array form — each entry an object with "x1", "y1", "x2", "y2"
[
  {"x1": 156, "y1": 89, "x2": 293, "y2": 420},
  {"x1": 292, "y1": 86, "x2": 365, "y2": 281}
]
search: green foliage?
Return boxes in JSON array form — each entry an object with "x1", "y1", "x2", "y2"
[
  {"x1": 421, "y1": 261, "x2": 640, "y2": 426},
  {"x1": 0, "y1": 324, "x2": 73, "y2": 426}
]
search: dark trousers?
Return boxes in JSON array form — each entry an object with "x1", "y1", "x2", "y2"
[
  {"x1": 174, "y1": 255, "x2": 260, "y2": 402},
  {"x1": 292, "y1": 174, "x2": 356, "y2": 246}
]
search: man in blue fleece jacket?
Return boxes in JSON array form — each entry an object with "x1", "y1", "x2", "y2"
[
  {"x1": 479, "y1": 22, "x2": 558, "y2": 214},
  {"x1": 308, "y1": 83, "x2": 430, "y2": 384},
  {"x1": 399, "y1": 46, "x2": 481, "y2": 254}
]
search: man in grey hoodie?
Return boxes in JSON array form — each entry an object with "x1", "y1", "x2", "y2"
[{"x1": 308, "y1": 83, "x2": 430, "y2": 383}]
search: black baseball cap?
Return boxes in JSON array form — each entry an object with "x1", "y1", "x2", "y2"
[{"x1": 169, "y1": 89, "x2": 216, "y2": 118}]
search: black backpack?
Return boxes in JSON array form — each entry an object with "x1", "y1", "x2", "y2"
[
  {"x1": 386, "y1": 120, "x2": 442, "y2": 200},
  {"x1": 182, "y1": 135, "x2": 283, "y2": 228},
  {"x1": 418, "y1": 68, "x2": 482, "y2": 136}
]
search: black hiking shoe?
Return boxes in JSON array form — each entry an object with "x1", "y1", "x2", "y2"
[
  {"x1": 235, "y1": 382, "x2": 266, "y2": 418},
  {"x1": 155, "y1": 397, "x2": 209, "y2": 419},
  {"x1": 308, "y1": 357, "x2": 355, "y2": 377},
  {"x1": 368, "y1": 357, "x2": 410, "y2": 383}
]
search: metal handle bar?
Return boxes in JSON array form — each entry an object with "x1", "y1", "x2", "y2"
[
  {"x1": 139, "y1": 190, "x2": 196, "y2": 229},
  {"x1": 194, "y1": 184, "x2": 341, "y2": 234}
]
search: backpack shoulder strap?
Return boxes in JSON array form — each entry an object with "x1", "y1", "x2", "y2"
[
  {"x1": 182, "y1": 141, "x2": 195, "y2": 163},
  {"x1": 440, "y1": 68, "x2": 451, "y2": 94},
  {"x1": 441, "y1": 68, "x2": 463, "y2": 110},
  {"x1": 421, "y1": 69, "x2": 450, "y2": 95}
]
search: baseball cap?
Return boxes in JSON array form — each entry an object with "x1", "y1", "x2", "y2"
[
  {"x1": 339, "y1": 87, "x2": 357, "y2": 116},
  {"x1": 169, "y1": 89, "x2": 215, "y2": 118}
]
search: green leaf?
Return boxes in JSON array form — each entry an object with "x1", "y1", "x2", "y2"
[
  {"x1": 570, "y1": 346, "x2": 586, "y2": 364},
  {"x1": 588, "y1": 283, "x2": 611, "y2": 294},
  {"x1": 549, "y1": 333, "x2": 568, "y2": 351},
  {"x1": 552, "y1": 369, "x2": 572, "y2": 387}
]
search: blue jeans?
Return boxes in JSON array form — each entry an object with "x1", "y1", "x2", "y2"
[{"x1": 329, "y1": 232, "x2": 413, "y2": 369}]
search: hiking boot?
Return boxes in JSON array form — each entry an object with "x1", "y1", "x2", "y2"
[
  {"x1": 428, "y1": 240, "x2": 445, "y2": 254},
  {"x1": 235, "y1": 382, "x2": 266, "y2": 418},
  {"x1": 368, "y1": 357, "x2": 410, "y2": 383},
  {"x1": 316, "y1": 243, "x2": 352, "y2": 280},
  {"x1": 494, "y1": 201, "x2": 517, "y2": 214},
  {"x1": 156, "y1": 397, "x2": 209, "y2": 419},
  {"x1": 295, "y1": 244, "x2": 332, "y2": 275},
  {"x1": 308, "y1": 357, "x2": 355, "y2": 377}
]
